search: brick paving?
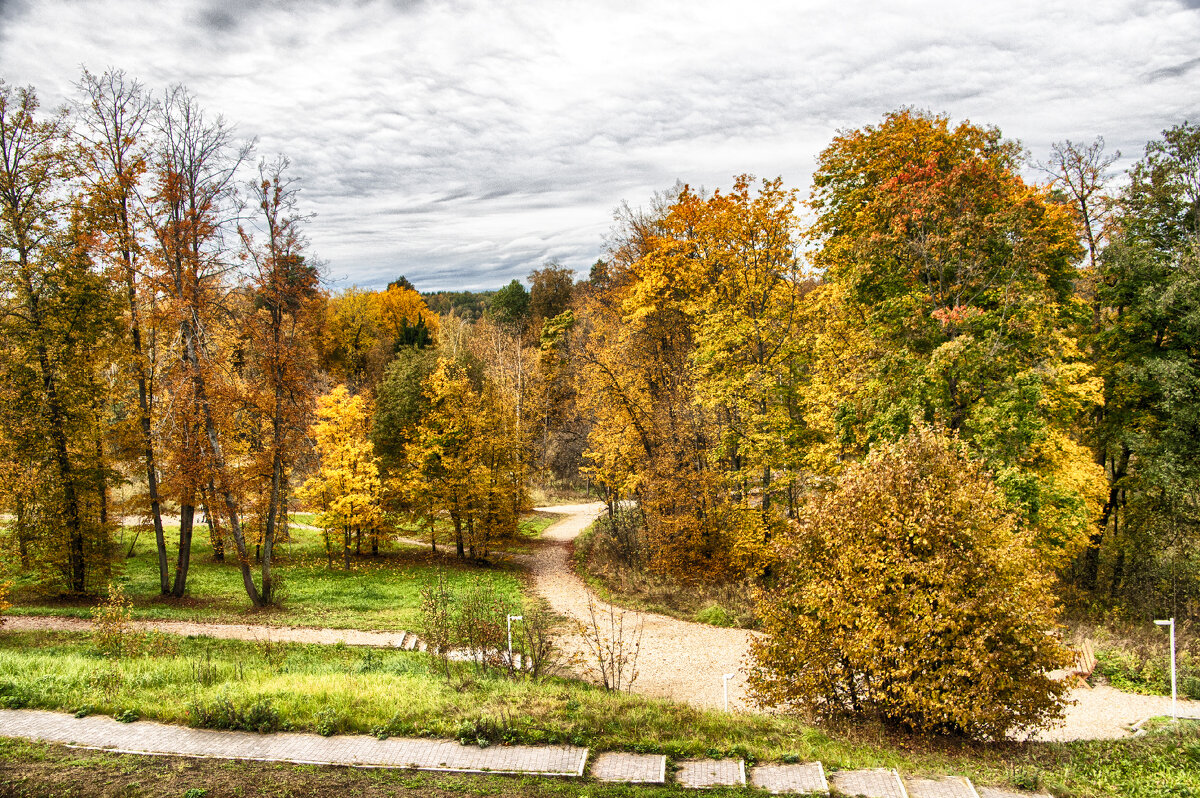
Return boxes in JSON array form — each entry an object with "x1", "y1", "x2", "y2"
[
  {"x1": 590, "y1": 752, "x2": 666, "y2": 783},
  {"x1": 829, "y1": 768, "x2": 908, "y2": 798},
  {"x1": 676, "y1": 758, "x2": 747, "y2": 788},
  {"x1": 750, "y1": 762, "x2": 829, "y2": 794},
  {"x1": 0, "y1": 709, "x2": 587, "y2": 776},
  {"x1": 904, "y1": 775, "x2": 977, "y2": 798}
]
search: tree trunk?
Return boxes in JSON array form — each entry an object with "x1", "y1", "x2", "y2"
[
  {"x1": 185, "y1": 320, "x2": 262, "y2": 606},
  {"x1": 126, "y1": 255, "x2": 169, "y2": 594},
  {"x1": 171, "y1": 502, "x2": 195, "y2": 597},
  {"x1": 1082, "y1": 446, "x2": 1130, "y2": 590},
  {"x1": 202, "y1": 487, "x2": 225, "y2": 561}
]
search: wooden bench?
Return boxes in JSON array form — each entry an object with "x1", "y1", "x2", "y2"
[{"x1": 1066, "y1": 639, "x2": 1097, "y2": 687}]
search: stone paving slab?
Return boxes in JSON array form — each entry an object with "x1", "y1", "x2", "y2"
[
  {"x1": 590, "y1": 752, "x2": 666, "y2": 783},
  {"x1": 676, "y1": 758, "x2": 746, "y2": 788},
  {"x1": 829, "y1": 768, "x2": 907, "y2": 798},
  {"x1": 904, "y1": 775, "x2": 977, "y2": 798},
  {"x1": 975, "y1": 787, "x2": 1051, "y2": 798},
  {"x1": 750, "y1": 762, "x2": 829, "y2": 794},
  {"x1": 0, "y1": 709, "x2": 587, "y2": 776}
]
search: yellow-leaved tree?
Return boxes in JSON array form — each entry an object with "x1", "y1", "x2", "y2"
[
  {"x1": 396, "y1": 357, "x2": 525, "y2": 559},
  {"x1": 749, "y1": 426, "x2": 1071, "y2": 739},
  {"x1": 298, "y1": 385, "x2": 384, "y2": 568}
]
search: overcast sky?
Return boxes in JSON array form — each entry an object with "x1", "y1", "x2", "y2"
[{"x1": 1, "y1": 0, "x2": 1197, "y2": 291}]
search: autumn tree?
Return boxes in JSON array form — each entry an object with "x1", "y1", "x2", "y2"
[
  {"x1": 0, "y1": 81, "x2": 117, "y2": 593},
  {"x1": 75, "y1": 68, "x2": 173, "y2": 593},
  {"x1": 809, "y1": 110, "x2": 1104, "y2": 566},
  {"x1": 237, "y1": 155, "x2": 321, "y2": 602},
  {"x1": 749, "y1": 427, "x2": 1071, "y2": 739},
  {"x1": 298, "y1": 385, "x2": 384, "y2": 567},
  {"x1": 577, "y1": 177, "x2": 813, "y2": 578},
  {"x1": 528, "y1": 262, "x2": 574, "y2": 328},
  {"x1": 144, "y1": 85, "x2": 254, "y2": 600},
  {"x1": 398, "y1": 357, "x2": 524, "y2": 559}
]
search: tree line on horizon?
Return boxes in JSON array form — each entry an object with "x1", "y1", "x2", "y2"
[{"x1": 1, "y1": 70, "x2": 1197, "y2": 736}]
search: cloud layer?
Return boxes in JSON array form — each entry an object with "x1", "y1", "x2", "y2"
[{"x1": 2, "y1": 0, "x2": 1197, "y2": 289}]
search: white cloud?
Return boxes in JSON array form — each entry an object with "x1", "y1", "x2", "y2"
[{"x1": 2, "y1": 0, "x2": 1198, "y2": 290}]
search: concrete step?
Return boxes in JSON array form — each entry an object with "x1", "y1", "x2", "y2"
[
  {"x1": 750, "y1": 762, "x2": 829, "y2": 794},
  {"x1": 904, "y1": 775, "x2": 977, "y2": 798},
  {"x1": 829, "y1": 768, "x2": 907, "y2": 798},
  {"x1": 676, "y1": 758, "x2": 746, "y2": 788},
  {"x1": 590, "y1": 752, "x2": 666, "y2": 783}
]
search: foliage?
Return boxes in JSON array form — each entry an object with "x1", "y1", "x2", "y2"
[
  {"x1": 749, "y1": 427, "x2": 1071, "y2": 739},
  {"x1": 91, "y1": 581, "x2": 134, "y2": 658},
  {"x1": 489, "y1": 279, "x2": 530, "y2": 332},
  {"x1": 578, "y1": 176, "x2": 811, "y2": 581},
  {"x1": 1080, "y1": 122, "x2": 1200, "y2": 616},
  {"x1": 396, "y1": 357, "x2": 526, "y2": 559},
  {"x1": 297, "y1": 386, "x2": 385, "y2": 568},
  {"x1": 808, "y1": 109, "x2": 1102, "y2": 567},
  {"x1": 0, "y1": 80, "x2": 118, "y2": 595}
]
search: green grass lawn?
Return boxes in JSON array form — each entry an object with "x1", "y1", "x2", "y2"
[
  {"x1": 3, "y1": 516, "x2": 537, "y2": 631},
  {"x1": 1, "y1": 630, "x2": 1198, "y2": 797}
]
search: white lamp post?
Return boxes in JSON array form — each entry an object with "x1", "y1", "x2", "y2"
[
  {"x1": 507, "y1": 614, "x2": 523, "y2": 669},
  {"x1": 722, "y1": 673, "x2": 734, "y2": 712},
  {"x1": 1154, "y1": 618, "x2": 1177, "y2": 722}
]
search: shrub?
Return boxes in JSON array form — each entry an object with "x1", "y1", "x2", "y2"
[
  {"x1": 315, "y1": 707, "x2": 343, "y2": 737},
  {"x1": 0, "y1": 680, "x2": 30, "y2": 709},
  {"x1": 695, "y1": 604, "x2": 734, "y2": 627},
  {"x1": 185, "y1": 694, "x2": 284, "y2": 734},
  {"x1": 92, "y1": 582, "x2": 134, "y2": 657},
  {"x1": 749, "y1": 427, "x2": 1071, "y2": 739}
]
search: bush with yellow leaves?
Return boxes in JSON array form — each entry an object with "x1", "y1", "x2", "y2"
[{"x1": 748, "y1": 426, "x2": 1071, "y2": 739}]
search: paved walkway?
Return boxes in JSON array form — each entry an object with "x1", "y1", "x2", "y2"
[
  {"x1": 0, "y1": 709, "x2": 586, "y2": 776},
  {"x1": 0, "y1": 709, "x2": 1053, "y2": 796}
]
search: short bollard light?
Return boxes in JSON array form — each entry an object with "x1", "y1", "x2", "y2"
[
  {"x1": 1154, "y1": 618, "x2": 1177, "y2": 722},
  {"x1": 722, "y1": 673, "x2": 734, "y2": 712},
  {"x1": 507, "y1": 614, "x2": 523, "y2": 669}
]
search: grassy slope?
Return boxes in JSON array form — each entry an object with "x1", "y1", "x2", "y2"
[
  {"x1": 3, "y1": 516, "x2": 547, "y2": 631},
  {"x1": 1, "y1": 632, "x2": 1198, "y2": 797}
]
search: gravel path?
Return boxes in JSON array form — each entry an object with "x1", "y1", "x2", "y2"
[
  {"x1": 529, "y1": 503, "x2": 1200, "y2": 739},
  {"x1": 3, "y1": 615, "x2": 411, "y2": 647},
  {"x1": 530, "y1": 503, "x2": 760, "y2": 711}
]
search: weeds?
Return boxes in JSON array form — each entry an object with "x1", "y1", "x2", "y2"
[
  {"x1": 185, "y1": 693, "x2": 285, "y2": 734},
  {"x1": 91, "y1": 582, "x2": 134, "y2": 657},
  {"x1": 574, "y1": 592, "x2": 642, "y2": 692}
]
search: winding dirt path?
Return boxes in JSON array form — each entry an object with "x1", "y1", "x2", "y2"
[{"x1": 529, "y1": 503, "x2": 760, "y2": 711}]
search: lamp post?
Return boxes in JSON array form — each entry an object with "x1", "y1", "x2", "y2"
[
  {"x1": 507, "y1": 614, "x2": 523, "y2": 669},
  {"x1": 722, "y1": 673, "x2": 734, "y2": 712},
  {"x1": 1154, "y1": 618, "x2": 1177, "y2": 722}
]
